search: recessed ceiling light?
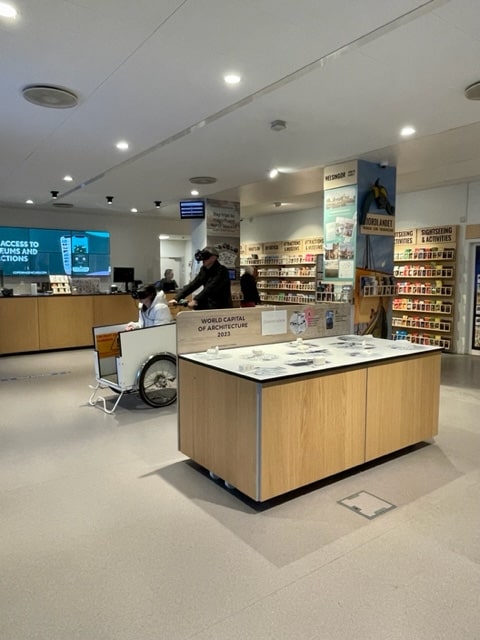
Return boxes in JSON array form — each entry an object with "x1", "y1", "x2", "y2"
[
  {"x1": 400, "y1": 125, "x2": 416, "y2": 137},
  {"x1": 0, "y1": 3, "x2": 17, "y2": 19},
  {"x1": 224, "y1": 73, "x2": 241, "y2": 85},
  {"x1": 25, "y1": 199, "x2": 34, "y2": 205},
  {"x1": 130, "y1": 208, "x2": 138, "y2": 213},
  {"x1": 63, "y1": 175, "x2": 73, "y2": 182},
  {"x1": 116, "y1": 141, "x2": 129, "y2": 151},
  {"x1": 269, "y1": 168, "x2": 279, "y2": 179},
  {"x1": 190, "y1": 189, "x2": 199, "y2": 196}
]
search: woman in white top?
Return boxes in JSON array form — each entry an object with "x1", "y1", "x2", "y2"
[{"x1": 126, "y1": 285, "x2": 172, "y2": 330}]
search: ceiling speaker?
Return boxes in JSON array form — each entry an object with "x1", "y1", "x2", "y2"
[
  {"x1": 464, "y1": 82, "x2": 480, "y2": 101},
  {"x1": 22, "y1": 84, "x2": 79, "y2": 108}
]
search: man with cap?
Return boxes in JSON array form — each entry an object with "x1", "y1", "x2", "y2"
[{"x1": 169, "y1": 246, "x2": 233, "y2": 310}]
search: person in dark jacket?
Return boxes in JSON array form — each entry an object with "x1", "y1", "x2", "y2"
[
  {"x1": 155, "y1": 269, "x2": 178, "y2": 292},
  {"x1": 240, "y1": 266, "x2": 261, "y2": 307},
  {"x1": 169, "y1": 246, "x2": 233, "y2": 310}
]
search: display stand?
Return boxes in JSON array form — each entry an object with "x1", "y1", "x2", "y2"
[
  {"x1": 240, "y1": 238, "x2": 322, "y2": 305},
  {"x1": 393, "y1": 226, "x2": 457, "y2": 351},
  {"x1": 176, "y1": 305, "x2": 441, "y2": 502}
]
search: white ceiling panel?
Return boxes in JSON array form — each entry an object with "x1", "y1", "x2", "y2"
[{"x1": 1, "y1": 0, "x2": 480, "y2": 218}]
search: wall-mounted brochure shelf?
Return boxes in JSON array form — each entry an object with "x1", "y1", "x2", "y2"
[
  {"x1": 243, "y1": 255, "x2": 316, "y2": 266},
  {"x1": 394, "y1": 249, "x2": 455, "y2": 261},
  {"x1": 257, "y1": 281, "x2": 316, "y2": 292},
  {"x1": 396, "y1": 285, "x2": 453, "y2": 296},
  {"x1": 260, "y1": 293, "x2": 316, "y2": 304},
  {"x1": 393, "y1": 266, "x2": 454, "y2": 278},
  {"x1": 392, "y1": 333, "x2": 451, "y2": 350},
  {"x1": 393, "y1": 299, "x2": 452, "y2": 314},
  {"x1": 316, "y1": 292, "x2": 336, "y2": 302},
  {"x1": 362, "y1": 284, "x2": 397, "y2": 297},
  {"x1": 242, "y1": 251, "x2": 320, "y2": 305},
  {"x1": 392, "y1": 317, "x2": 452, "y2": 332},
  {"x1": 393, "y1": 237, "x2": 456, "y2": 352}
]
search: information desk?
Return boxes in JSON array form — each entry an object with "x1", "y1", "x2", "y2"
[
  {"x1": 0, "y1": 294, "x2": 138, "y2": 355},
  {"x1": 178, "y1": 336, "x2": 441, "y2": 502}
]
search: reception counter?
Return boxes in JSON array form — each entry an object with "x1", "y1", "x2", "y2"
[
  {"x1": 178, "y1": 336, "x2": 441, "y2": 502},
  {"x1": 0, "y1": 294, "x2": 138, "y2": 354}
]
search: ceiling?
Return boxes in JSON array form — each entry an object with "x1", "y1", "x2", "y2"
[{"x1": 2, "y1": 0, "x2": 480, "y2": 221}]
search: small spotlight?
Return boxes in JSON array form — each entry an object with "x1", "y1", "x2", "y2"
[
  {"x1": 50, "y1": 190, "x2": 59, "y2": 199},
  {"x1": 269, "y1": 169, "x2": 279, "y2": 179},
  {"x1": 106, "y1": 196, "x2": 114, "y2": 204},
  {"x1": 154, "y1": 200, "x2": 162, "y2": 208}
]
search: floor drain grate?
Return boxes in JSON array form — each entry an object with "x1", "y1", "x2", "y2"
[{"x1": 338, "y1": 490, "x2": 396, "y2": 520}]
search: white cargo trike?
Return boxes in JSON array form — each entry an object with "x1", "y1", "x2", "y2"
[{"x1": 88, "y1": 322, "x2": 177, "y2": 414}]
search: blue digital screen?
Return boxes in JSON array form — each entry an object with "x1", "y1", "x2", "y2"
[
  {"x1": 179, "y1": 200, "x2": 205, "y2": 219},
  {"x1": 0, "y1": 227, "x2": 110, "y2": 276}
]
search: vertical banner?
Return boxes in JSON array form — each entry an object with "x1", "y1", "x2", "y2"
[
  {"x1": 323, "y1": 185, "x2": 357, "y2": 280},
  {"x1": 472, "y1": 245, "x2": 480, "y2": 351},
  {"x1": 354, "y1": 160, "x2": 396, "y2": 337},
  {"x1": 205, "y1": 199, "x2": 241, "y2": 276}
]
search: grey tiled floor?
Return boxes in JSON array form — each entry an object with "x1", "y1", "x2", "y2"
[{"x1": 0, "y1": 349, "x2": 479, "y2": 639}]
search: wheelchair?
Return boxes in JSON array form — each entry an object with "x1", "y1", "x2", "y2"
[{"x1": 88, "y1": 322, "x2": 177, "y2": 414}]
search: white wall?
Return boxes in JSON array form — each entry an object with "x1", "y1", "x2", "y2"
[{"x1": 241, "y1": 207, "x2": 323, "y2": 243}]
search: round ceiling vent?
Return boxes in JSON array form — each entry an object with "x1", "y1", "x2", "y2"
[
  {"x1": 189, "y1": 176, "x2": 217, "y2": 185},
  {"x1": 22, "y1": 84, "x2": 79, "y2": 109},
  {"x1": 464, "y1": 81, "x2": 480, "y2": 101},
  {"x1": 52, "y1": 202, "x2": 74, "y2": 208}
]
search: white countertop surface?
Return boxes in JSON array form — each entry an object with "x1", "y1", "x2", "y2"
[{"x1": 179, "y1": 335, "x2": 441, "y2": 382}]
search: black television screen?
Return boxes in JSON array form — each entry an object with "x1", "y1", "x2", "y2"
[
  {"x1": 0, "y1": 226, "x2": 110, "y2": 276},
  {"x1": 113, "y1": 266, "x2": 135, "y2": 284},
  {"x1": 180, "y1": 200, "x2": 205, "y2": 219}
]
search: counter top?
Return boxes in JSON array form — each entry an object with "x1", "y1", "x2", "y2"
[
  {"x1": 0, "y1": 292, "x2": 132, "y2": 298},
  {"x1": 180, "y1": 335, "x2": 441, "y2": 382}
]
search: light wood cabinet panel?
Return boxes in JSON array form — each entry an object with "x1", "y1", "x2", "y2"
[
  {"x1": 0, "y1": 298, "x2": 40, "y2": 354},
  {"x1": 178, "y1": 360, "x2": 258, "y2": 498},
  {"x1": 38, "y1": 296, "x2": 94, "y2": 349},
  {"x1": 260, "y1": 369, "x2": 366, "y2": 501},
  {"x1": 93, "y1": 295, "x2": 137, "y2": 326},
  {"x1": 365, "y1": 352, "x2": 441, "y2": 461},
  {"x1": 178, "y1": 350, "x2": 441, "y2": 502}
]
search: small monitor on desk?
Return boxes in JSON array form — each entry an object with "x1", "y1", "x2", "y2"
[{"x1": 113, "y1": 266, "x2": 135, "y2": 292}]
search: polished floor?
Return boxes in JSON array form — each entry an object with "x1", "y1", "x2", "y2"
[{"x1": 0, "y1": 349, "x2": 479, "y2": 640}]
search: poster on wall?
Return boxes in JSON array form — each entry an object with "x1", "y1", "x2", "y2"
[
  {"x1": 206, "y1": 199, "x2": 240, "y2": 275},
  {"x1": 472, "y1": 245, "x2": 480, "y2": 351},
  {"x1": 354, "y1": 160, "x2": 396, "y2": 337},
  {"x1": 323, "y1": 185, "x2": 357, "y2": 280}
]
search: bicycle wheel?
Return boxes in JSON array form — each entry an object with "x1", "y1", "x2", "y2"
[{"x1": 137, "y1": 353, "x2": 177, "y2": 408}]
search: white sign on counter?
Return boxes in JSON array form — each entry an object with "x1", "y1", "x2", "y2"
[{"x1": 261, "y1": 309, "x2": 287, "y2": 335}]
